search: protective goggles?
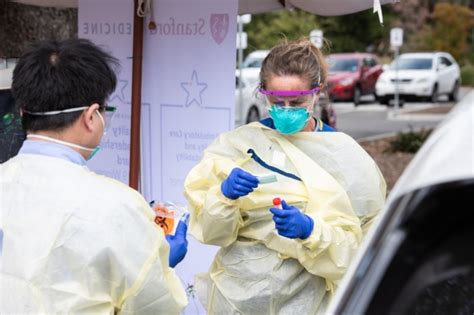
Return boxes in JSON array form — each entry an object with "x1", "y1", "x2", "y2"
[
  {"x1": 258, "y1": 87, "x2": 320, "y2": 109},
  {"x1": 23, "y1": 104, "x2": 117, "y2": 131}
]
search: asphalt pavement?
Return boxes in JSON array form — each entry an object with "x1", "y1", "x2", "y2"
[{"x1": 333, "y1": 87, "x2": 472, "y2": 140}]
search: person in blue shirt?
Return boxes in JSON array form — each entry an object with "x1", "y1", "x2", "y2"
[
  {"x1": 0, "y1": 39, "x2": 188, "y2": 314},
  {"x1": 184, "y1": 38, "x2": 387, "y2": 314}
]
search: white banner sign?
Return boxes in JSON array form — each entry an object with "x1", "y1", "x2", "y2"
[
  {"x1": 140, "y1": 3, "x2": 237, "y2": 312},
  {"x1": 141, "y1": 1, "x2": 237, "y2": 205},
  {"x1": 80, "y1": 0, "x2": 238, "y2": 313},
  {"x1": 79, "y1": 0, "x2": 133, "y2": 184}
]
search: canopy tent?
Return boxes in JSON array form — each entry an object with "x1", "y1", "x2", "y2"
[
  {"x1": 7, "y1": 0, "x2": 395, "y2": 189},
  {"x1": 12, "y1": 0, "x2": 393, "y2": 16}
]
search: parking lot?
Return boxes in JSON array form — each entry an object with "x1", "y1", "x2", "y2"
[{"x1": 332, "y1": 88, "x2": 471, "y2": 140}]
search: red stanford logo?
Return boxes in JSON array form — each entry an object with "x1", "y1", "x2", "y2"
[{"x1": 210, "y1": 14, "x2": 229, "y2": 45}]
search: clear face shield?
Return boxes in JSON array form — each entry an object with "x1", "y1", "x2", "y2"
[
  {"x1": 257, "y1": 87, "x2": 320, "y2": 135},
  {"x1": 258, "y1": 87, "x2": 320, "y2": 113}
]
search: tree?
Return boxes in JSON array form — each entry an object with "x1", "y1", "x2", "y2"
[
  {"x1": 392, "y1": 1, "x2": 473, "y2": 64},
  {"x1": 317, "y1": 9, "x2": 396, "y2": 55},
  {"x1": 245, "y1": 9, "x2": 320, "y2": 54},
  {"x1": 431, "y1": 3, "x2": 473, "y2": 62},
  {"x1": 245, "y1": 7, "x2": 396, "y2": 57}
]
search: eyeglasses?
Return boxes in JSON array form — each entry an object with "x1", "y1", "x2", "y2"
[
  {"x1": 101, "y1": 105, "x2": 117, "y2": 125},
  {"x1": 97, "y1": 104, "x2": 116, "y2": 134}
]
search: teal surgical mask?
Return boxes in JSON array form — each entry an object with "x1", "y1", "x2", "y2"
[{"x1": 269, "y1": 105, "x2": 310, "y2": 135}]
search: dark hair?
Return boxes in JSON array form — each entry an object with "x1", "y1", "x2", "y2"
[
  {"x1": 259, "y1": 38, "x2": 328, "y2": 90},
  {"x1": 12, "y1": 39, "x2": 119, "y2": 132}
]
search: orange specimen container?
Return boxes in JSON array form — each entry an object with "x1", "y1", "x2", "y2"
[{"x1": 153, "y1": 203, "x2": 175, "y2": 235}]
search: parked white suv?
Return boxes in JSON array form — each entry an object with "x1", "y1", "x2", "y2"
[{"x1": 376, "y1": 52, "x2": 461, "y2": 105}]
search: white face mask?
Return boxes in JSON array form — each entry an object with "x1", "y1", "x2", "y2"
[
  {"x1": 26, "y1": 109, "x2": 106, "y2": 161},
  {"x1": 27, "y1": 134, "x2": 102, "y2": 160}
]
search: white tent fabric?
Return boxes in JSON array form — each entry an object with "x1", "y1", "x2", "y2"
[
  {"x1": 239, "y1": 0, "x2": 392, "y2": 16},
  {"x1": 11, "y1": 0, "x2": 77, "y2": 8},
  {"x1": 11, "y1": 0, "x2": 393, "y2": 16}
]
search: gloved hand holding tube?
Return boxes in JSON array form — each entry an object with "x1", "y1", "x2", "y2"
[
  {"x1": 270, "y1": 199, "x2": 314, "y2": 239},
  {"x1": 165, "y1": 213, "x2": 190, "y2": 268},
  {"x1": 221, "y1": 167, "x2": 259, "y2": 200}
]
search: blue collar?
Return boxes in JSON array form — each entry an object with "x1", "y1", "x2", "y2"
[
  {"x1": 19, "y1": 139, "x2": 87, "y2": 166},
  {"x1": 259, "y1": 117, "x2": 336, "y2": 132}
]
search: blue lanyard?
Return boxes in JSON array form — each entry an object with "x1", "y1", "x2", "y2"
[{"x1": 247, "y1": 149, "x2": 302, "y2": 182}]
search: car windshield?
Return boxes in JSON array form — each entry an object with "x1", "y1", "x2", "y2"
[
  {"x1": 243, "y1": 57, "x2": 264, "y2": 68},
  {"x1": 391, "y1": 58, "x2": 433, "y2": 70},
  {"x1": 329, "y1": 59, "x2": 359, "y2": 72}
]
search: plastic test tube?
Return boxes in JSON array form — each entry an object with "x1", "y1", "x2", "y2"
[
  {"x1": 180, "y1": 212, "x2": 191, "y2": 226},
  {"x1": 258, "y1": 174, "x2": 278, "y2": 185},
  {"x1": 273, "y1": 197, "x2": 282, "y2": 209}
]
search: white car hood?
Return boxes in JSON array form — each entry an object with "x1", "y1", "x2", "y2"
[
  {"x1": 380, "y1": 69, "x2": 434, "y2": 81},
  {"x1": 387, "y1": 90, "x2": 474, "y2": 203}
]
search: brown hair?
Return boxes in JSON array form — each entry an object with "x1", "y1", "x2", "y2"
[{"x1": 259, "y1": 38, "x2": 328, "y2": 91}]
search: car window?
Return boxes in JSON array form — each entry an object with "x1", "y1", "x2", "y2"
[
  {"x1": 391, "y1": 58, "x2": 433, "y2": 70},
  {"x1": 329, "y1": 58, "x2": 359, "y2": 72},
  {"x1": 235, "y1": 76, "x2": 245, "y2": 88},
  {"x1": 243, "y1": 58, "x2": 264, "y2": 68},
  {"x1": 439, "y1": 57, "x2": 452, "y2": 67},
  {"x1": 363, "y1": 180, "x2": 474, "y2": 315},
  {"x1": 0, "y1": 58, "x2": 18, "y2": 70}
]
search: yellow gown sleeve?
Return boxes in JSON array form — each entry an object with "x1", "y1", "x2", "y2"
[
  {"x1": 296, "y1": 211, "x2": 361, "y2": 289},
  {"x1": 119, "y1": 228, "x2": 188, "y2": 314},
  {"x1": 185, "y1": 154, "x2": 244, "y2": 247},
  {"x1": 109, "y1": 192, "x2": 188, "y2": 314},
  {"x1": 185, "y1": 133, "x2": 250, "y2": 247}
]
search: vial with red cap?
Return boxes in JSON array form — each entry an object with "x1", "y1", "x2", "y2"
[{"x1": 273, "y1": 197, "x2": 282, "y2": 209}]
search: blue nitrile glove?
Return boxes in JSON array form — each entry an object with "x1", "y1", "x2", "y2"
[
  {"x1": 165, "y1": 220, "x2": 188, "y2": 268},
  {"x1": 269, "y1": 200, "x2": 314, "y2": 239},
  {"x1": 221, "y1": 167, "x2": 259, "y2": 200}
]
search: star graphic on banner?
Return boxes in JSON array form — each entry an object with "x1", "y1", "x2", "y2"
[
  {"x1": 180, "y1": 71, "x2": 208, "y2": 107},
  {"x1": 109, "y1": 79, "x2": 129, "y2": 104}
]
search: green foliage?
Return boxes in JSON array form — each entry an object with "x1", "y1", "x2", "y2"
[
  {"x1": 245, "y1": 9, "x2": 319, "y2": 53},
  {"x1": 244, "y1": 8, "x2": 396, "y2": 56},
  {"x1": 410, "y1": 4, "x2": 474, "y2": 64},
  {"x1": 431, "y1": 3, "x2": 474, "y2": 62},
  {"x1": 244, "y1": 3, "x2": 473, "y2": 66},
  {"x1": 461, "y1": 64, "x2": 474, "y2": 86},
  {"x1": 318, "y1": 10, "x2": 396, "y2": 55},
  {"x1": 385, "y1": 128, "x2": 432, "y2": 154}
]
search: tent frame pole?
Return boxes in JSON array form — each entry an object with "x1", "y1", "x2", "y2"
[{"x1": 129, "y1": 0, "x2": 144, "y2": 190}]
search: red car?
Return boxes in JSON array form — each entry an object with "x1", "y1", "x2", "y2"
[{"x1": 326, "y1": 53, "x2": 383, "y2": 106}]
